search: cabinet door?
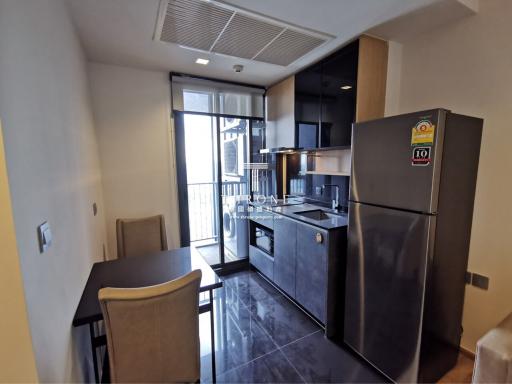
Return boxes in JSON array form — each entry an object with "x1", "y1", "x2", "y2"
[
  {"x1": 320, "y1": 40, "x2": 359, "y2": 147},
  {"x1": 273, "y1": 216, "x2": 297, "y2": 298},
  {"x1": 295, "y1": 64, "x2": 321, "y2": 149},
  {"x1": 249, "y1": 245, "x2": 274, "y2": 281},
  {"x1": 296, "y1": 224, "x2": 329, "y2": 323}
]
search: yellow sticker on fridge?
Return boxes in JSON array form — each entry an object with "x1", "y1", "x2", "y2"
[{"x1": 411, "y1": 120, "x2": 435, "y2": 146}]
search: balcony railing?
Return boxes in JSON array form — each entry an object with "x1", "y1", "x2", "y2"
[{"x1": 187, "y1": 181, "x2": 248, "y2": 243}]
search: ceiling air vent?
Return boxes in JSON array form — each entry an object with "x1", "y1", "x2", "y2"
[
  {"x1": 160, "y1": 0, "x2": 233, "y2": 51},
  {"x1": 155, "y1": 0, "x2": 333, "y2": 66},
  {"x1": 254, "y1": 29, "x2": 326, "y2": 66}
]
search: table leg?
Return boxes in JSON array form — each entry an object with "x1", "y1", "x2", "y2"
[
  {"x1": 209, "y1": 289, "x2": 216, "y2": 383},
  {"x1": 89, "y1": 322, "x2": 99, "y2": 383}
]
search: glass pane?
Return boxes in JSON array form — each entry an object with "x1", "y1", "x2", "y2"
[
  {"x1": 250, "y1": 120, "x2": 275, "y2": 198},
  {"x1": 183, "y1": 114, "x2": 220, "y2": 265},
  {"x1": 220, "y1": 117, "x2": 250, "y2": 262}
]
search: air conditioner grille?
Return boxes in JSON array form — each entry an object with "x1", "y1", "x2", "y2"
[
  {"x1": 160, "y1": 0, "x2": 234, "y2": 51},
  {"x1": 211, "y1": 13, "x2": 283, "y2": 60},
  {"x1": 157, "y1": 0, "x2": 332, "y2": 66},
  {"x1": 254, "y1": 29, "x2": 326, "y2": 66}
]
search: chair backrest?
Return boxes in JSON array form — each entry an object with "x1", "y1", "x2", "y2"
[
  {"x1": 116, "y1": 214, "x2": 168, "y2": 258},
  {"x1": 99, "y1": 269, "x2": 202, "y2": 383}
]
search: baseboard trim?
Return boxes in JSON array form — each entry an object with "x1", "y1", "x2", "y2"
[{"x1": 460, "y1": 346, "x2": 475, "y2": 359}]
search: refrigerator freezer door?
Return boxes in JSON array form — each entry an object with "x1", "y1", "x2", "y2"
[
  {"x1": 344, "y1": 202, "x2": 434, "y2": 383},
  {"x1": 350, "y1": 109, "x2": 446, "y2": 213}
]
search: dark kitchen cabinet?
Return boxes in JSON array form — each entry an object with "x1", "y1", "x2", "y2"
[
  {"x1": 320, "y1": 41, "x2": 359, "y2": 147},
  {"x1": 274, "y1": 216, "x2": 297, "y2": 298},
  {"x1": 248, "y1": 209, "x2": 274, "y2": 230},
  {"x1": 251, "y1": 209, "x2": 347, "y2": 335},
  {"x1": 296, "y1": 224, "x2": 329, "y2": 324},
  {"x1": 282, "y1": 35, "x2": 388, "y2": 150},
  {"x1": 294, "y1": 63, "x2": 321, "y2": 149},
  {"x1": 249, "y1": 245, "x2": 274, "y2": 281}
]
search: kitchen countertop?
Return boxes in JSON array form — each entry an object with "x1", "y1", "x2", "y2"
[{"x1": 250, "y1": 201, "x2": 348, "y2": 230}]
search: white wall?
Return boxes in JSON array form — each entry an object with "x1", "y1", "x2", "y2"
[
  {"x1": 389, "y1": 0, "x2": 512, "y2": 353},
  {"x1": 88, "y1": 63, "x2": 180, "y2": 258},
  {"x1": 0, "y1": 0, "x2": 107, "y2": 381}
]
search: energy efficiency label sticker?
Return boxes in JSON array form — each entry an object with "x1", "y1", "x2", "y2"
[
  {"x1": 411, "y1": 119, "x2": 435, "y2": 147},
  {"x1": 412, "y1": 146, "x2": 431, "y2": 166}
]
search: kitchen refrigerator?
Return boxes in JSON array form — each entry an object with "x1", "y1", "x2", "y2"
[{"x1": 344, "y1": 109, "x2": 482, "y2": 383}]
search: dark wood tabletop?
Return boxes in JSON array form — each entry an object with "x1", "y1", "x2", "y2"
[{"x1": 73, "y1": 247, "x2": 223, "y2": 327}]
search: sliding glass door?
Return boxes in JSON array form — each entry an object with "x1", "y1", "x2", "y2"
[
  {"x1": 181, "y1": 113, "x2": 221, "y2": 265},
  {"x1": 172, "y1": 76, "x2": 265, "y2": 268},
  {"x1": 176, "y1": 111, "x2": 256, "y2": 267}
]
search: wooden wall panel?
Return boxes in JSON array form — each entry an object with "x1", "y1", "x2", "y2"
[
  {"x1": 356, "y1": 35, "x2": 389, "y2": 122},
  {"x1": 266, "y1": 76, "x2": 295, "y2": 148}
]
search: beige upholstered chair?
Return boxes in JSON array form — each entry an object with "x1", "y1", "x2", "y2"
[
  {"x1": 116, "y1": 214, "x2": 168, "y2": 258},
  {"x1": 99, "y1": 269, "x2": 202, "y2": 383},
  {"x1": 473, "y1": 312, "x2": 512, "y2": 383}
]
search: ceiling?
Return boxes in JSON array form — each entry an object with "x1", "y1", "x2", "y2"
[
  {"x1": 66, "y1": 0, "x2": 438, "y2": 86},
  {"x1": 368, "y1": 0, "x2": 478, "y2": 43}
]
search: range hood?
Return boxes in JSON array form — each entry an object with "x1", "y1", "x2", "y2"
[{"x1": 259, "y1": 147, "x2": 303, "y2": 154}]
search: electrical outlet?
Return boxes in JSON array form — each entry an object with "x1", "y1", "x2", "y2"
[{"x1": 315, "y1": 186, "x2": 322, "y2": 195}]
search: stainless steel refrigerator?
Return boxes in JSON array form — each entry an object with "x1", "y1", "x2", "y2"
[{"x1": 344, "y1": 109, "x2": 482, "y2": 383}]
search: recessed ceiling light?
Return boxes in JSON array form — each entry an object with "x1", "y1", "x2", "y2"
[
  {"x1": 341, "y1": 85, "x2": 352, "y2": 90},
  {"x1": 195, "y1": 58, "x2": 209, "y2": 65}
]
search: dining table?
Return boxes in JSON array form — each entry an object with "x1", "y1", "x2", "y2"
[{"x1": 72, "y1": 247, "x2": 223, "y2": 383}]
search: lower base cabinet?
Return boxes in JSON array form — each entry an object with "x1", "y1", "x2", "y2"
[
  {"x1": 273, "y1": 216, "x2": 297, "y2": 298},
  {"x1": 249, "y1": 245, "x2": 274, "y2": 281},
  {"x1": 249, "y1": 216, "x2": 346, "y2": 334},
  {"x1": 296, "y1": 225, "x2": 329, "y2": 324}
]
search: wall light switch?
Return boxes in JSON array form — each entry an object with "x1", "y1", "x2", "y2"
[
  {"x1": 472, "y1": 273, "x2": 489, "y2": 290},
  {"x1": 37, "y1": 221, "x2": 52, "y2": 253}
]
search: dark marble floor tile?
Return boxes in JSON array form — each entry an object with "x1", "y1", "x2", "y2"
[
  {"x1": 249, "y1": 293, "x2": 320, "y2": 347},
  {"x1": 221, "y1": 270, "x2": 252, "y2": 288},
  {"x1": 216, "y1": 349, "x2": 304, "y2": 383},
  {"x1": 222, "y1": 270, "x2": 282, "y2": 307},
  {"x1": 281, "y1": 331, "x2": 388, "y2": 383},
  {"x1": 200, "y1": 289, "x2": 277, "y2": 380}
]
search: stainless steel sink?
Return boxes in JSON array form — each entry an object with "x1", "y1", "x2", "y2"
[{"x1": 294, "y1": 209, "x2": 340, "y2": 221}]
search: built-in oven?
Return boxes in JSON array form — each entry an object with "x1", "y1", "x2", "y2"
[{"x1": 250, "y1": 222, "x2": 274, "y2": 257}]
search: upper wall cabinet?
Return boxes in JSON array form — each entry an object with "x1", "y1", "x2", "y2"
[
  {"x1": 266, "y1": 35, "x2": 388, "y2": 150},
  {"x1": 320, "y1": 40, "x2": 359, "y2": 147},
  {"x1": 295, "y1": 63, "x2": 321, "y2": 149}
]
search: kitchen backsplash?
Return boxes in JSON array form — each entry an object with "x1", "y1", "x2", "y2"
[{"x1": 286, "y1": 153, "x2": 349, "y2": 209}]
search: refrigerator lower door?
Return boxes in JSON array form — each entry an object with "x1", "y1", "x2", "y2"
[{"x1": 344, "y1": 202, "x2": 434, "y2": 383}]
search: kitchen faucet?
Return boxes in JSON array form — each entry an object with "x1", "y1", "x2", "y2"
[{"x1": 321, "y1": 184, "x2": 340, "y2": 211}]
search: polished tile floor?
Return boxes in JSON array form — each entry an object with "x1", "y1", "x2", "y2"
[
  {"x1": 195, "y1": 243, "x2": 241, "y2": 265},
  {"x1": 199, "y1": 269, "x2": 386, "y2": 383}
]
